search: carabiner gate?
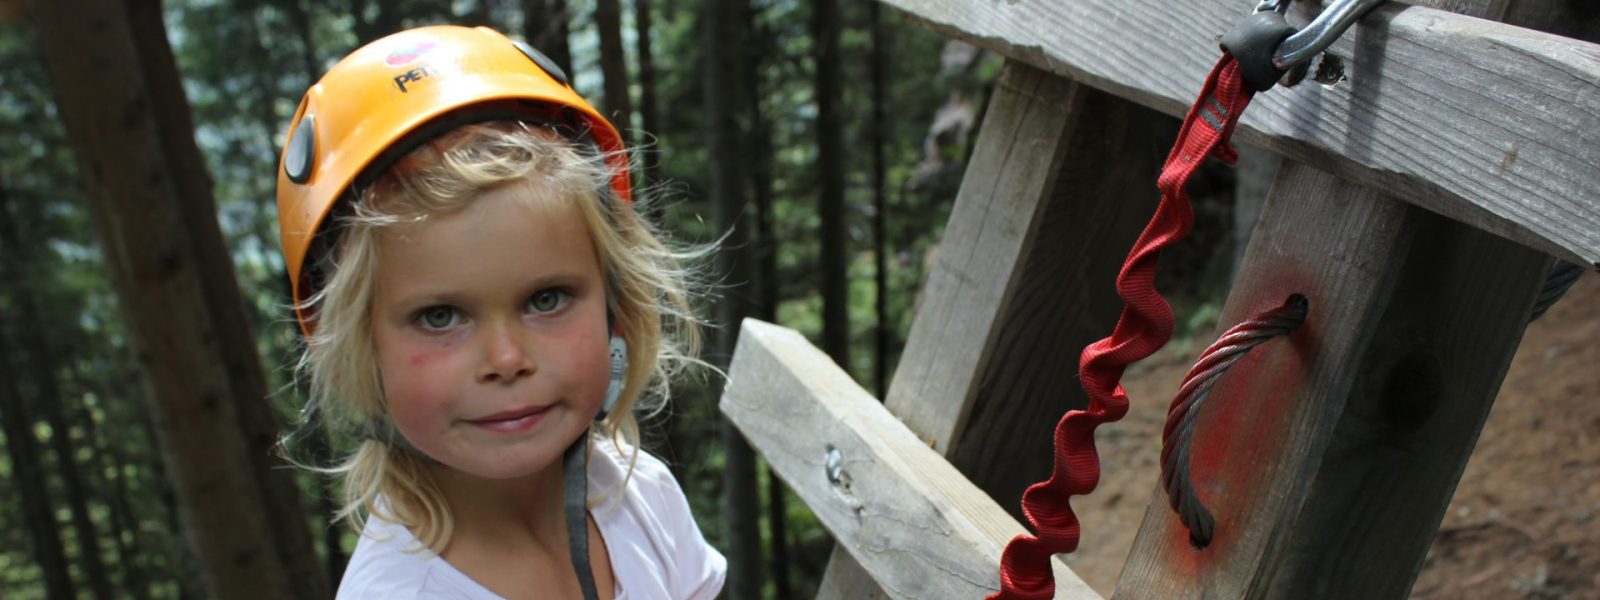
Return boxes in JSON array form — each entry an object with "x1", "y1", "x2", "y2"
[
  {"x1": 1224, "y1": 0, "x2": 1387, "y2": 92},
  {"x1": 1272, "y1": 0, "x2": 1387, "y2": 69}
]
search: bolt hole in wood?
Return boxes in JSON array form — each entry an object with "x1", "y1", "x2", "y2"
[
  {"x1": 1379, "y1": 352, "x2": 1442, "y2": 432},
  {"x1": 1312, "y1": 54, "x2": 1345, "y2": 85}
]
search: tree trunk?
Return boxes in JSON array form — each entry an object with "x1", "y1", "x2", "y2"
[
  {"x1": 522, "y1": 0, "x2": 574, "y2": 77},
  {"x1": 0, "y1": 189, "x2": 74, "y2": 599},
  {"x1": 595, "y1": 0, "x2": 631, "y2": 127},
  {"x1": 812, "y1": 0, "x2": 849, "y2": 371},
  {"x1": 703, "y1": 0, "x2": 762, "y2": 596},
  {"x1": 634, "y1": 0, "x2": 660, "y2": 193},
  {"x1": 69, "y1": 374, "x2": 154, "y2": 600},
  {"x1": 0, "y1": 180, "x2": 116, "y2": 600},
  {"x1": 869, "y1": 0, "x2": 889, "y2": 398},
  {"x1": 123, "y1": 1, "x2": 330, "y2": 596},
  {"x1": 0, "y1": 328, "x2": 76, "y2": 599},
  {"x1": 459, "y1": 0, "x2": 493, "y2": 26},
  {"x1": 244, "y1": 5, "x2": 353, "y2": 586},
  {"x1": 27, "y1": 0, "x2": 309, "y2": 595},
  {"x1": 281, "y1": 0, "x2": 321, "y2": 87},
  {"x1": 741, "y1": 6, "x2": 789, "y2": 598},
  {"x1": 744, "y1": 3, "x2": 776, "y2": 328},
  {"x1": 348, "y1": 0, "x2": 401, "y2": 47}
]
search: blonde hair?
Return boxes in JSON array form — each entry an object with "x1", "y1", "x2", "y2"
[{"x1": 290, "y1": 122, "x2": 703, "y2": 551}]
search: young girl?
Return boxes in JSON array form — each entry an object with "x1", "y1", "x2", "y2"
[{"x1": 274, "y1": 25, "x2": 725, "y2": 599}]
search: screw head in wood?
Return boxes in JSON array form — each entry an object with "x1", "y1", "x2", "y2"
[{"x1": 825, "y1": 446, "x2": 844, "y2": 486}]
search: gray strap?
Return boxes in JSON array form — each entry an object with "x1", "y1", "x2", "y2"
[
  {"x1": 563, "y1": 435, "x2": 600, "y2": 600},
  {"x1": 367, "y1": 420, "x2": 598, "y2": 597}
]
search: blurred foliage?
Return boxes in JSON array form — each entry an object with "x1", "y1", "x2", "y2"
[{"x1": 0, "y1": 0, "x2": 1003, "y2": 597}]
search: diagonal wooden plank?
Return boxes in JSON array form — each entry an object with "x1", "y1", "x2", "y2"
[
  {"x1": 879, "y1": 0, "x2": 1600, "y2": 268},
  {"x1": 721, "y1": 320, "x2": 1099, "y2": 600}
]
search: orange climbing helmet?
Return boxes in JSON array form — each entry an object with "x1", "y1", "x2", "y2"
[{"x1": 275, "y1": 25, "x2": 630, "y2": 333}]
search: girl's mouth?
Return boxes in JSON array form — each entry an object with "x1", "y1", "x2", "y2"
[{"x1": 465, "y1": 405, "x2": 551, "y2": 433}]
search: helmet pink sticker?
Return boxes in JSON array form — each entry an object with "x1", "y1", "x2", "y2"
[{"x1": 385, "y1": 41, "x2": 438, "y2": 67}]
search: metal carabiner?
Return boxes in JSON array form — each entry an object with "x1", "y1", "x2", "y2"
[
  {"x1": 1253, "y1": 0, "x2": 1291, "y2": 15},
  {"x1": 1272, "y1": 0, "x2": 1387, "y2": 69}
]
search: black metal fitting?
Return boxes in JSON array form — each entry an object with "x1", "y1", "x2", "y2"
[{"x1": 1221, "y1": 11, "x2": 1299, "y2": 93}]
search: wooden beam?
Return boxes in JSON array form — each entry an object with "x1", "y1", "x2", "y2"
[
  {"x1": 945, "y1": 74, "x2": 1172, "y2": 527},
  {"x1": 812, "y1": 58, "x2": 1168, "y2": 596},
  {"x1": 879, "y1": 0, "x2": 1600, "y2": 268},
  {"x1": 1115, "y1": 3, "x2": 1584, "y2": 596},
  {"x1": 824, "y1": 58, "x2": 1093, "y2": 600},
  {"x1": 882, "y1": 60, "x2": 1092, "y2": 455},
  {"x1": 720, "y1": 320, "x2": 1100, "y2": 600},
  {"x1": 815, "y1": 547, "x2": 890, "y2": 600},
  {"x1": 1115, "y1": 161, "x2": 1548, "y2": 598}
]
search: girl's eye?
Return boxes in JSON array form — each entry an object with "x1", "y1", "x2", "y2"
[
  {"x1": 417, "y1": 306, "x2": 461, "y2": 330},
  {"x1": 527, "y1": 289, "x2": 569, "y2": 314}
]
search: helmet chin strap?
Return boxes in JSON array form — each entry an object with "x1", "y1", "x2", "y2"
[
  {"x1": 566, "y1": 329, "x2": 626, "y2": 600},
  {"x1": 563, "y1": 434, "x2": 600, "y2": 600}
]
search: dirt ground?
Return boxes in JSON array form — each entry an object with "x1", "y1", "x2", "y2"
[{"x1": 1059, "y1": 272, "x2": 1600, "y2": 598}]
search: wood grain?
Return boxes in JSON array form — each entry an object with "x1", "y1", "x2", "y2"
[
  {"x1": 1263, "y1": 198, "x2": 1548, "y2": 596},
  {"x1": 720, "y1": 320, "x2": 1099, "y2": 599},
  {"x1": 949, "y1": 83, "x2": 1172, "y2": 521},
  {"x1": 1115, "y1": 165, "x2": 1547, "y2": 598},
  {"x1": 821, "y1": 59, "x2": 1162, "y2": 598},
  {"x1": 816, "y1": 548, "x2": 891, "y2": 600},
  {"x1": 883, "y1": 60, "x2": 1088, "y2": 454},
  {"x1": 1113, "y1": 1, "x2": 1582, "y2": 596},
  {"x1": 1115, "y1": 162, "x2": 1412, "y2": 598},
  {"x1": 880, "y1": 0, "x2": 1600, "y2": 267}
]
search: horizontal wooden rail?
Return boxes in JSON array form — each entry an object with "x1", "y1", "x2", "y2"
[
  {"x1": 880, "y1": 0, "x2": 1600, "y2": 267},
  {"x1": 721, "y1": 319, "x2": 1100, "y2": 600}
]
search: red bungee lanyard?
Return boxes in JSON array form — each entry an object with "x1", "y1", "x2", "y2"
[{"x1": 988, "y1": 54, "x2": 1257, "y2": 599}]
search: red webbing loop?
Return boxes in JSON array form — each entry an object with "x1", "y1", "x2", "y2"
[{"x1": 989, "y1": 54, "x2": 1257, "y2": 599}]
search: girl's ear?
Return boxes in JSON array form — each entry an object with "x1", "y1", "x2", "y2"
[{"x1": 601, "y1": 335, "x2": 628, "y2": 418}]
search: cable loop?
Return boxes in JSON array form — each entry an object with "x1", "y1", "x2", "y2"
[
  {"x1": 1160, "y1": 293, "x2": 1308, "y2": 548},
  {"x1": 1529, "y1": 260, "x2": 1583, "y2": 323}
]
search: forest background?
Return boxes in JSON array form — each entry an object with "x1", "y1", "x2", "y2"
[{"x1": 0, "y1": 0, "x2": 1263, "y2": 598}]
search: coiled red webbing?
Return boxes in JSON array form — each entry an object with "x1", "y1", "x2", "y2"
[{"x1": 990, "y1": 54, "x2": 1257, "y2": 599}]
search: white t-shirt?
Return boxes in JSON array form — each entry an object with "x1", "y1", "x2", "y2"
[{"x1": 337, "y1": 437, "x2": 727, "y2": 599}]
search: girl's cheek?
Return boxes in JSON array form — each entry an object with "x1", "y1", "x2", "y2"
[
  {"x1": 392, "y1": 332, "x2": 459, "y2": 367},
  {"x1": 410, "y1": 351, "x2": 437, "y2": 367}
]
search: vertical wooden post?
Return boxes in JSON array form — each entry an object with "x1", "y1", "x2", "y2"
[
  {"x1": 1117, "y1": 3, "x2": 1583, "y2": 596},
  {"x1": 818, "y1": 55, "x2": 1170, "y2": 597},
  {"x1": 1116, "y1": 163, "x2": 1548, "y2": 597}
]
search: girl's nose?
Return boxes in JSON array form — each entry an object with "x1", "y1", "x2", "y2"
[{"x1": 478, "y1": 321, "x2": 536, "y2": 383}]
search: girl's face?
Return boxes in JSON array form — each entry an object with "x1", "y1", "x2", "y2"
[{"x1": 369, "y1": 184, "x2": 611, "y2": 481}]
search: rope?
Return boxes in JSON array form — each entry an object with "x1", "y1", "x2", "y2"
[
  {"x1": 989, "y1": 54, "x2": 1257, "y2": 599},
  {"x1": 1160, "y1": 294, "x2": 1308, "y2": 548}
]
